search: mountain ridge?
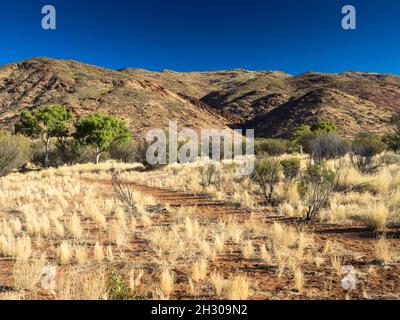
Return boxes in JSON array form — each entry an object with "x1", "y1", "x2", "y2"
[{"x1": 1, "y1": 57, "x2": 399, "y2": 138}]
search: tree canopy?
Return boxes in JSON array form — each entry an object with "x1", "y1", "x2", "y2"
[
  {"x1": 15, "y1": 105, "x2": 74, "y2": 140},
  {"x1": 74, "y1": 113, "x2": 131, "y2": 164},
  {"x1": 15, "y1": 105, "x2": 74, "y2": 168}
]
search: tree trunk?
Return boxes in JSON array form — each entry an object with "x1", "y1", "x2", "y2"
[
  {"x1": 267, "y1": 185, "x2": 274, "y2": 204},
  {"x1": 95, "y1": 147, "x2": 102, "y2": 165},
  {"x1": 44, "y1": 138, "x2": 50, "y2": 169},
  {"x1": 306, "y1": 207, "x2": 313, "y2": 221}
]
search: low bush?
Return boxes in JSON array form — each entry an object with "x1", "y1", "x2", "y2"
[
  {"x1": 56, "y1": 139, "x2": 94, "y2": 166},
  {"x1": 379, "y1": 152, "x2": 400, "y2": 166},
  {"x1": 0, "y1": 131, "x2": 32, "y2": 176},
  {"x1": 31, "y1": 141, "x2": 61, "y2": 168},
  {"x1": 281, "y1": 158, "x2": 301, "y2": 181},
  {"x1": 110, "y1": 141, "x2": 141, "y2": 163},
  {"x1": 298, "y1": 164, "x2": 335, "y2": 220},
  {"x1": 252, "y1": 157, "x2": 282, "y2": 204},
  {"x1": 255, "y1": 139, "x2": 288, "y2": 157},
  {"x1": 198, "y1": 164, "x2": 222, "y2": 190},
  {"x1": 351, "y1": 133, "x2": 386, "y2": 172},
  {"x1": 310, "y1": 133, "x2": 349, "y2": 164},
  {"x1": 107, "y1": 271, "x2": 134, "y2": 300}
]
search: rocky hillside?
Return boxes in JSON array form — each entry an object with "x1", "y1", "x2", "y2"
[
  {"x1": 0, "y1": 58, "x2": 231, "y2": 137},
  {"x1": 1, "y1": 57, "x2": 399, "y2": 138},
  {"x1": 135, "y1": 69, "x2": 400, "y2": 137}
]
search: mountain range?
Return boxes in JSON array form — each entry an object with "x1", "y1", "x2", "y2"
[{"x1": 1, "y1": 57, "x2": 399, "y2": 138}]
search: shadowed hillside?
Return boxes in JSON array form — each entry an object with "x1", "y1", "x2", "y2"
[{"x1": 1, "y1": 57, "x2": 399, "y2": 137}]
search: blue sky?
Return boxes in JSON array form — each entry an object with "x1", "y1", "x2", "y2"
[{"x1": 1, "y1": 0, "x2": 399, "y2": 74}]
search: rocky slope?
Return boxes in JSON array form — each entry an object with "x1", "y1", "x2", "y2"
[
  {"x1": 1, "y1": 57, "x2": 399, "y2": 138},
  {"x1": 0, "y1": 58, "x2": 231, "y2": 137}
]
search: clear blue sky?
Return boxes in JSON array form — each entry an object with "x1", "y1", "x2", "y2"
[{"x1": 1, "y1": 0, "x2": 399, "y2": 74}]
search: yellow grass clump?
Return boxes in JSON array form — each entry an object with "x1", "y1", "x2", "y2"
[
  {"x1": 224, "y1": 275, "x2": 250, "y2": 300},
  {"x1": 374, "y1": 237, "x2": 397, "y2": 265}
]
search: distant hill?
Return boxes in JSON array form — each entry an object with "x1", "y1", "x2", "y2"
[
  {"x1": 131, "y1": 68, "x2": 400, "y2": 137},
  {"x1": 1, "y1": 57, "x2": 399, "y2": 138},
  {"x1": 0, "y1": 58, "x2": 231, "y2": 137}
]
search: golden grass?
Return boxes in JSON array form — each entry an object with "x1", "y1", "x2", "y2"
[
  {"x1": 192, "y1": 258, "x2": 208, "y2": 282},
  {"x1": 0, "y1": 154, "x2": 399, "y2": 300},
  {"x1": 13, "y1": 257, "x2": 45, "y2": 291},
  {"x1": 374, "y1": 237, "x2": 397, "y2": 265},
  {"x1": 294, "y1": 269, "x2": 304, "y2": 293},
  {"x1": 210, "y1": 272, "x2": 225, "y2": 299},
  {"x1": 159, "y1": 269, "x2": 174, "y2": 299},
  {"x1": 360, "y1": 202, "x2": 390, "y2": 231},
  {"x1": 56, "y1": 267, "x2": 107, "y2": 300},
  {"x1": 224, "y1": 275, "x2": 250, "y2": 300}
]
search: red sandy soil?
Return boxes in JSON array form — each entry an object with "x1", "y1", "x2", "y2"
[{"x1": 1, "y1": 178, "x2": 399, "y2": 300}]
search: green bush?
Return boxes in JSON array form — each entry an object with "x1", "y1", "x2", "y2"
[
  {"x1": 310, "y1": 120, "x2": 337, "y2": 133},
  {"x1": 281, "y1": 158, "x2": 301, "y2": 181},
  {"x1": 292, "y1": 121, "x2": 338, "y2": 154},
  {"x1": 384, "y1": 113, "x2": 400, "y2": 151},
  {"x1": 252, "y1": 158, "x2": 282, "y2": 204},
  {"x1": 255, "y1": 139, "x2": 288, "y2": 156},
  {"x1": 107, "y1": 271, "x2": 134, "y2": 300},
  {"x1": 0, "y1": 132, "x2": 32, "y2": 177},
  {"x1": 291, "y1": 125, "x2": 316, "y2": 154},
  {"x1": 298, "y1": 164, "x2": 335, "y2": 220},
  {"x1": 351, "y1": 133, "x2": 387, "y2": 172}
]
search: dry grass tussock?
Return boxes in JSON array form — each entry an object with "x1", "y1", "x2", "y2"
[{"x1": 0, "y1": 154, "x2": 399, "y2": 300}]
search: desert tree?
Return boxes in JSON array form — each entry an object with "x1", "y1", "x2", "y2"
[
  {"x1": 292, "y1": 125, "x2": 315, "y2": 154},
  {"x1": 252, "y1": 157, "x2": 282, "y2": 204},
  {"x1": 281, "y1": 158, "x2": 301, "y2": 182},
  {"x1": 298, "y1": 164, "x2": 335, "y2": 221},
  {"x1": 74, "y1": 113, "x2": 131, "y2": 164},
  {"x1": 292, "y1": 120, "x2": 337, "y2": 154},
  {"x1": 15, "y1": 105, "x2": 74, "y2": 168}
]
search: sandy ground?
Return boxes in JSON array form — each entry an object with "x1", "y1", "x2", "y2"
[{"x1": 1, "y1": 177, "x2": 399, "y2": 300}]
